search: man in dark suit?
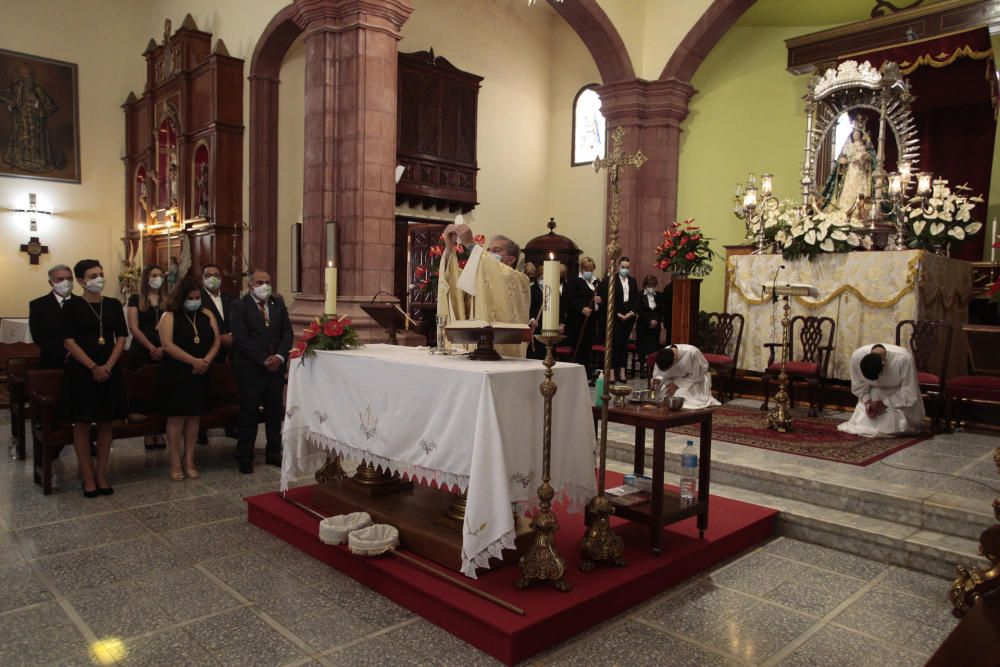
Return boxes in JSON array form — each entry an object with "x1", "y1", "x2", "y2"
[
  {"x1": 229, "y1": 269, "x2": 293, "y2": 474},
  {"x1": 564, "y1": 257, "x2": 600, "y2": 382},
  {"x1": 598, "y1": 256, "x2": 639, "y2": 383},
  {"x1": 199, "y1": 263, "x2": 233, "y2": 363},
  {"x1": 29, "y1": 264, "x2": 76, "y2": 369}
]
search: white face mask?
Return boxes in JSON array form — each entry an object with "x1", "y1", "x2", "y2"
[
  {"x1": 149, "y1": 276, "x2": 163, "y2": 290},
  {"x1": 645, "y1": 287, "x2": 656, "y2": 295},
  {"x1": 203, "y1": 276, "x2": 221, "y2": 291},
  {"x1": 184, "y1": 299, "x2": 202, "y2": 312},
  {"x1": 85, "y1": 277, "x2": 105, "y2": 294},
  {"x1": 52, "y1": 279, "x2": 72, "y2": 297},
  {"x1": 252, "y1": 284, "x2": 272, "y2": 301}
]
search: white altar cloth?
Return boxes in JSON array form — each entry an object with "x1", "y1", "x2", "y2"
[
  {"x1": 0, "y1": 318, "x2": 32, "y2": 343},
  {"x1": 280, "y1": 344, "x2": 597, "y2": 578},
  {"x1": 726, "y1": 250, "x2": 971, "y2": 380}
]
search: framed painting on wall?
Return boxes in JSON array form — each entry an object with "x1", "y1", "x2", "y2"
[{"x1": 0, "y1": 48, "x2": 80, "y2": 183}]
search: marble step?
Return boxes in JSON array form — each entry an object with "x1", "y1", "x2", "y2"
[
  {"x1": 606, "y1": 438, "x2": 995, "y2": 543},
  {"x1": 607, "y1": 458, "x2": 986, "y2": 579}
]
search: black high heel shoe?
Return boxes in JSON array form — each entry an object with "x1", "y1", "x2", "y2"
[
  {"x1": 82, "y1": 484, "x2": 99, "y2": 499},
  {"x1": 97, "y1": 485, "x2": 114, "y2": 496}
]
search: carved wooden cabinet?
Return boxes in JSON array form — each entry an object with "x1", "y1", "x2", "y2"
[
  {"x1": 396, "y1": 50, "x2": 481, "y2": 213},
  {"x1": 122, "y1": 15, "x2": 244, "y2": 294}
]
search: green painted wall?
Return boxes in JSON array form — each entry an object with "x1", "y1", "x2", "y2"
[{"x1": 677, "y1": 25, "x2": 816, "y2": 312}]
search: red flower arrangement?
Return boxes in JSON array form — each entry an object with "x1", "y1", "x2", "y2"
[
  {"x1": 413, "y1": 233, "x2": 486, "y2": 296},
  {"x1": 654, "y1": 219, "x2": 716, "y2": 277},
  {"x1": 290, "y1": 314, "x2": 362, "y2": 362}
]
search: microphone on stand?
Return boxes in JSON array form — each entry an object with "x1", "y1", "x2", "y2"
[{"x1": 769, "y1": 264, "x2": 786, "y2": 303}]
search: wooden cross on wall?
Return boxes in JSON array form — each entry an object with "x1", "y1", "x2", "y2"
[{"x1": 20, "y1": 237, "x2": 49, "y2": 265}]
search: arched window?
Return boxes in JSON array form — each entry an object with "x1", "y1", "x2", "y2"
[{"x1": 572, "y1": 85, "x2": 606, "y2": 166}]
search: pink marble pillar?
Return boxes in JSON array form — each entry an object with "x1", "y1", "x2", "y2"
[
  {"x1": 290, "y1": 0, "x2": 413, "y2": 325},
  {"x1": 597, "y1": 78, "x2": 695, "y2": 272}
]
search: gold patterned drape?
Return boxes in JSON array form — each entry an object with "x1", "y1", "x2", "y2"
[{"x1": 726, "y1": 251, "x2": 972, "y2": 380}]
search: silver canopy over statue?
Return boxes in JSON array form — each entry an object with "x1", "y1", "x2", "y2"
[{"x1": 821, "y1": 116, "x2": 877, "y2": 217}]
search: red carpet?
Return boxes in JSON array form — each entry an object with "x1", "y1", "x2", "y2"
[
  {"x1": 246, "y1": 473, "x2": 777, "y2": 665},
  {"x1": 659, "y1": 404, "x2": 930, "y2": 465}
]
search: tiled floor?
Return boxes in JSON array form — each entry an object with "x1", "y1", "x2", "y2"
[{"x1": 0, "y1": 414, "x2": 966, "y2": 666}]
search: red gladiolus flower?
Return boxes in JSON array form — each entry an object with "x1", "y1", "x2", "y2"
[
  {"x1": 664, "y1": 239, "x2": 673, "y2": 248},
  {"x1": 289, "y1": 347, "x2": 303, "y2": 359},
  {"x1": 341, "y1": 318, "x2": 352, "y2": 327},
  {"x1": 678, "y1": 237, "x2": 687, "y2": 246},
  {"x1": 670, "y1": 250, "x2": 677, "y2": 257},
  {"x1": 322, "y1": 321, "x2": 339, "y2": 336},
  {"x1": 415, "y1": 266, "x2": 427, "y2": 277},
  {"x1": 691, "y1": 234, "x2": 701, "y2": 241},
  {"x1": 685, "y1": 252, "x2": 696, "y2": 261},
  {"x1": 430, "y1": 245, "x2": 443, "y2": 257},
  {"x1": 458, "y1": 260, "x2": 467, "y2": 269},
  {"x1": 659, "y1": 259, "x2": 669, "y2": 269},
  {"x1": 474, "y1": 234, "x2": 486, "y2": 245}
]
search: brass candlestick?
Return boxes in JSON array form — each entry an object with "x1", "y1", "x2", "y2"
[
  {"x1": 581, "y1": 126, "x2": 642, "y2": 571},
  {"x1": 767, "y1": 295, "x2": 793, "y2": 432},
  {"x1": 516, "y1": 333, "x2": 571, "y2": 592}
]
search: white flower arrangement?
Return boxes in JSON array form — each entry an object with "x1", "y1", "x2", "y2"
[
  {"x1": 904, "y1": 180, "x2": 983, "y2": 251},
  {"x1": 781, "y1": 209, "x2": 870, "y2": 261}
]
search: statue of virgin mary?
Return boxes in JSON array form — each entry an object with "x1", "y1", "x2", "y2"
[{"x1": 821, "y1": 117, "x2": 877, "y2": 216}]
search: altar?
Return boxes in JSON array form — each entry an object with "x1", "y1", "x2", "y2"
[
  {"x1": 280, "y1": 344, "x2": 597, "y2": 578},
  {"x1": 726, "y1": 250, "x2": 972, "y2": 380}
]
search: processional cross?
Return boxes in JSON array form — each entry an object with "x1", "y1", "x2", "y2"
[{"x1": 580, "y1": 126, "x2": 647, "y2": 572}]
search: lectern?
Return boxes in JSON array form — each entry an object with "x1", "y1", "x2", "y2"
[
  {"x1": 762, "y1": 283, "x2": 819, "y2": 432},
  {"x1": 360, "y1": 303, "x2": 427, "y2": 345}
]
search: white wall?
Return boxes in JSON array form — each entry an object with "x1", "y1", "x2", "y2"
[{"x1": 0, "y1": 0, "x2": 147, "y2": 316}]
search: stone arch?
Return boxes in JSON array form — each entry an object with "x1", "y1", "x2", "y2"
[
  {"x1": 549, "y1": 0, "x2": 634, "y2": 84},
  {"x1": 247, "y1": 4, "x2": 301, "y2": 284},
  {"x1": 659, "y1": 0, "x2": 756, "y2": 82}
]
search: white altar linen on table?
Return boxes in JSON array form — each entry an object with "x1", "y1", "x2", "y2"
[
  {"x1": 0, "y1": 318, "x2": 32, "y2": 343},
  {"x1": 280, "y1": 344, "x2": 597, "y2": 578},
  {"x1": 726, "y1": 250, "x2": 972, "y2": 380}
]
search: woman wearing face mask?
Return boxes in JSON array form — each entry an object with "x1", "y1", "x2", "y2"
[
  {"x1": 598, "y1": 256, "x2": 639, "y2": 383},
  {"x1": 156, "y1": 276, "x2": 220, "y2": 481},
  {"x1": 127, "y1": 264, "x2": 169, "y2": 448},
  {"x1": 636, "y1": 274, "x2": 668, "y2": 368},
  {"x1": 58, "y1": 259, "x2": 129, "y2": 497}
]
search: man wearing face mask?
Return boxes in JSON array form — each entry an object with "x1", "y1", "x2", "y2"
[
  {"x1": 598, "y1": 257, "x2": 639, "y2": 383},
  {"x1": 564, "y1": 257, "x2": 600, "y2": 382},
  {"x1": 436, "y1": 221, "x2": 530, "y2": 358},
  {"x1": 199, "y1": 263, "x2": 233, "y2": 363},
  {"x1": 229, "y1": 270, "x2": 294, "y2": 473},
  {"x1": 29, "y1": 264, "x2": 77, "y2": 369}
]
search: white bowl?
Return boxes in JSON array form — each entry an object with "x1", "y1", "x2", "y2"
[{"x1": 319, "y1": 512, "x2": 372, "y2": 545}]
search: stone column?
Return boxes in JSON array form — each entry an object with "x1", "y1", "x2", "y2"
[
  {"x1": 290, "y1": 0, "x2": 413, "y2": 325},
  {"x1": 597, "y1": 78, "x2": 695, "y2": 271}
]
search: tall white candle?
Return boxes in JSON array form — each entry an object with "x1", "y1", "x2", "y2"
[
  {"x1": 992, "y1": 217, "x2": 997, "y2": 264},
  {"x1": 137, "y1": 223, "x2": 145, "y2": 266},
  {"x1": 324, "y1": 261, "x2": 337, "y2": 315},
  {"x1": 542, "y1": 254, "x2": 560, "y2": 332}
]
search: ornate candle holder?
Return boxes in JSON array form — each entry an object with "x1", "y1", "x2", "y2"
[
  {"x1": 766, "y1": 295, "x2": 794, "y2": 432},
  {"x1": 516, "y1": 333, "x2": 571, "y2": 592}
]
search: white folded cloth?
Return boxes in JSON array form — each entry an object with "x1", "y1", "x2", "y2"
[
  {"x1": 348, "y1": 524, "x2": 400, "y2": 556},
  {"x1": 318, "y1": 512, "x2": 372, "y2": 545}
]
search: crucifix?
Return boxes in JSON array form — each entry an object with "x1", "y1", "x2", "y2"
[
  {"x1": 20, "y1": 237, "x2": 50, "y2": 265},
  {"x1": 581, "y1": 126, "x2": 647, "y2": 572}
]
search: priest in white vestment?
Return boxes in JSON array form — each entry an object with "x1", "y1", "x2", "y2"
[
  {"x1": 651, "y1": 345, "x2": 721, "y2": 409},
  {"x1": 838, "y1": 343, "x2": 925, "y2": 437},
  {"x1": 436, "y1": 222, "x2": 530, "y2": 358}
]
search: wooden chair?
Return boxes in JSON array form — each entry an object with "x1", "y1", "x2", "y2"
[
  {"x1": 700, "y1": 312, "x2": 744, "y2": 403},
  {"x1": 760, "y1": 315, "x2": 835, "y2": 417},
  {"x1": 895, "y1": 319, "x2": 953, "y2": 432},
  {"x1": 946, "y1": 324, "x2": 1000, "y2": 429},
  {"x1": 7, "y1": 355, "x2": 40, "y2": 460}
]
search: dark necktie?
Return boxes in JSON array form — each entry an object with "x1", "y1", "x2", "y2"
[{"x1": 257, "y1": 300, "x2": 269, "y2": 328}]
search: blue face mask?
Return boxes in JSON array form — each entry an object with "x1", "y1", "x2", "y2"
[
  {"x1": 490, "y1": 252, "x2": 504, "y2": 263},
  {"x1": 619, "y1": 268, "x2": 630, "y2": 277},
  {"x1": 183, "y1": 299, "x2": 202, "y2": 312},
  {"x1": 582, "y1": 271, "x2": 593, "y2": 281}
]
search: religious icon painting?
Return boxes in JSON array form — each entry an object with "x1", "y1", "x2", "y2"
[{"x1": 0, "y1": 48, "x2": 80, "y2": 183}]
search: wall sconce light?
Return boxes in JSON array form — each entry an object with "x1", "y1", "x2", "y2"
[{"x1": 11, "y1": 192, "x2": 53, "y2": 232}]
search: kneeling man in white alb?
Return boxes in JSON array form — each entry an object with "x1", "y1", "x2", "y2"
[
  {"x1": 651, "y1": 345, "x2": 721, "y2": 410},
  {"x1": 838, "y1": 343, "x2": 925, "y2": 437}
]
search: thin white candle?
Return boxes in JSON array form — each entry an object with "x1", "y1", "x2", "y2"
[
  {"x1": 324, "y1": 261, "x2": 337, "y2": 315},
  {"x1": 761, "y1": 173, "x2": 773, "y2": 196},
  {"x1": 542, "y1": 254, "x2": 560, "y2": 332},
  {"x1": 992, "y1": 217, "x2": 997, "y2": 263}
]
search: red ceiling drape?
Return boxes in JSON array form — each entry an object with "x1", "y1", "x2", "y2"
[{"x1": 844, "y1": 28, "x2": 998, "y2": 260}]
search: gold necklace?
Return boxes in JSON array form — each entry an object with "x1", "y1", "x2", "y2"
[
  {"x1": 85, "y1": 298, "x2": 105, "y2": 345},
  {"x1": 185, "y1": 310, "x2": 200, "y2": 344}
]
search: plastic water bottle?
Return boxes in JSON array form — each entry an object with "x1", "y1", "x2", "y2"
[
  {"x1": 594, "y1": 371, "x2": 604, "y2": 407},
  {"x1": 680, "y1": 440, "x2": 698, "y2": 505}
]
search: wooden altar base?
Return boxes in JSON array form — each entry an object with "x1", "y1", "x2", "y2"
[
  {"x1": 311, "y1": 478, "x2": 533, "y2": 573},
  {"x1": 246, "y1": 474, "x2": 778, "y2": 665}
]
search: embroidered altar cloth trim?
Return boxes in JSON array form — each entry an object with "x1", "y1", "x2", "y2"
[{"x1": 280, "y1": 344, "x2": 597, "y2": 578}]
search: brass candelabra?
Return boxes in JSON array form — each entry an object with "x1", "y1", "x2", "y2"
[
  {"x1": 516, "y1": 333, "x2": 571, "y2": 592},
  {"x1": 767, "y1": 294, "x2": 793, "y2": 432}
]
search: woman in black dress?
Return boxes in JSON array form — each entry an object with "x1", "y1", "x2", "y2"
[
  {"x1": 157, "y1": 276, "x2": 220, "y2": 481},
  {"x1": 636, "y1": 273, "x2": 668, "y2": 363},
  {"x1": 59, "y1": 259, "x2": 129, "y2": 497},
  {"x1": 127, "y1": 264, "x2": 168, "y2": 448}
]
